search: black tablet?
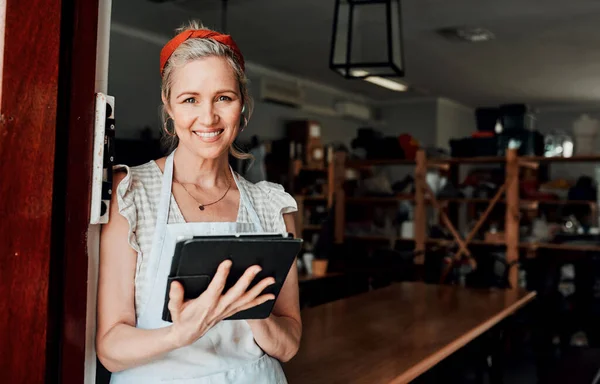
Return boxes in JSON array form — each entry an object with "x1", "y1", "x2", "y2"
[{"x1": 162, "y1": 233, "x2": 303, "y2": 322}]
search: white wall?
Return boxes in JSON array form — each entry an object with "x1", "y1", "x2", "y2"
[
  {"x1": 436, "y1": 98, "x2": 476, "y2": 151},
  {"x1": 378, "y1": 97, "x2": 476, "y2": 151},
  {"x1": 380, "y1": 99, "x2": 438, "y2": 147},
  {"x1": 238, "y1": 73, "x2": 370, "y2": 149}
]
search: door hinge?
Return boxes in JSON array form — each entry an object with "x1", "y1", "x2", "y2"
[{"x1": 90, "y1": 93, "x2": 116, "y2": 224}]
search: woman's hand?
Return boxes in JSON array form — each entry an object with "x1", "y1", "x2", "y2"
[
  {"x1": 166, "y1": 260, "x2": 275, "y2": 348},
  {"x1": 245, "y1": 213, "x2": 302, "y2": 362}
]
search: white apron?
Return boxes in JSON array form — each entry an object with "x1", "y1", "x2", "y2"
[{"x1": 110, "y1": 151, "x2": 287, "y2": 384}]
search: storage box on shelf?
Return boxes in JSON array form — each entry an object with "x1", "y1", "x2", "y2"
[{"x1": 286, "y1": 120, "x2": 326, "y2": 169}]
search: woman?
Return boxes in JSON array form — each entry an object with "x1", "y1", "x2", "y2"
[{"x1": 97, "y1": 22, "x2": 301, "y2": 383}]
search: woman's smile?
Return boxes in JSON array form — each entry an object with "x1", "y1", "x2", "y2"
[{"x1": 193, "y1": 129, "x2": 225, "y2": 142}]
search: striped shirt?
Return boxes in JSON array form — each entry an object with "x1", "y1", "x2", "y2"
[{"x1": 115, "y1": 160, "x2": 297, "y2": 318}]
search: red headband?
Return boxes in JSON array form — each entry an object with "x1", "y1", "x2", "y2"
[{"x1": 160, "y1": 29, "x2": 245, "y2": 76}]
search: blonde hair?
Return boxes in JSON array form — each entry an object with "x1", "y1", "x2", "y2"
[{"x1": 160, "y1": 21, "x2": 253, "y2": 160}]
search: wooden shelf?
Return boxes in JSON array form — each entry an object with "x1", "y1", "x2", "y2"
[
  {"x1": 521, "y1": 155, "x2": 600, "y2": 163},
  {"x1": 438, "y1": 198, "x2": 494, "y2": 204},
  {"x1": 439, "y1": 198, "x2": 597, "y2": 208},
  {"x1": 346, "y1": 159, "x2": 416, "y2": 168},
  {"x1": 520, "y1": 242, "x2": 600, "y2": 252},
  {"x1": 426, "y1": 155, "x2": 600, "y2": 165},
  {"x1": 344, "y1": 236, "x2": 507, "y2": 249},
  {"x1": 426, "y1": 238, "x2": 504, "y2": 247},
  {"x1": 346, "y1": 194, "x2": 414, "y2": 204},
  {"x1": 345, "y1": 234, "x2": 397, "y2": 242},
  {"x1": 344, "y1": 235, "x2": 600, "y2": 252},
  {"x1": 429, "y1": 157, "x2": 503, "y2": 164},
  {"x1": 345, "y1": 196, "x2": 597, "y2": 208},
  {"x1": 426, "y1": 238, "x2": 600, "y2": 252},
  {"x1": 298, "y1": 195, "x2": 327, "y2": 201},
  {"x1": 303, "y1": 224, "x2": 323, "y2": 231},
  {"x1": 298, "y1": 272, "x2": 344, "y2": 282},
  {"x1": 519, "y1": 200, "x2": 597, "y2": 210},
  {"x1": 299, "y1": 166, "x2": 327, "y2": 172}
]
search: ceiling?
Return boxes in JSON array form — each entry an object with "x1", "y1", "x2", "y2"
[{"x1": 112, "y1": 0, "x2": 600, "y2": 108}]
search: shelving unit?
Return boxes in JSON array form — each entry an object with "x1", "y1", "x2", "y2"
[
  {"x1": 291, "y1": 151, "x2": 345, "y2": 238},
  {"x1": 345, "y1": 196, "x2": 598, "y2": 207},
  {"x1": 335, "y1": 149, "x2": 600, "y2": 288}
]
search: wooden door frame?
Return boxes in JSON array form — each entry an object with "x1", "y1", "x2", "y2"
[{"x1": 0, "y1": 0, "x2": 98, "y2": 383}]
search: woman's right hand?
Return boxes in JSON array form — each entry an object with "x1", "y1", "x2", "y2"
[{"x1": 166, "y1": 260, "x2": 275, "y2": 348}]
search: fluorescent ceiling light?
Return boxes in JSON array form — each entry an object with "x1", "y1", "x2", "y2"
[
  {"x1": 437, "y1": 26, "x2": 495, "y2": 43},
  {"x1": 364, "y1": 76, "x2": 408, "y2": 92},
  {"x1": 351, "y1": 70, "x2": 408, "y2": 92}
]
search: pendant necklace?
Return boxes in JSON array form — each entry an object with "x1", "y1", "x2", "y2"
[{"x1": 174, "y1": 175, "x2": 232, "y2": 211}]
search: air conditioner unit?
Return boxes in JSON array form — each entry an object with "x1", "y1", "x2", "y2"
[
  {"x1": 334, "y1": 101, "x2": 373, "y2": 121},
  {"x1": 260, "y1": 77, "x2": 304, "y2": 107}
]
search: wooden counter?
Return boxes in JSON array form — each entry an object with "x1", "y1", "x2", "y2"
[
  {"x1": 284, "y1": 282, "x2": 536, "y2": 384},
  {"x1": 298, "y1": 272, "x2": 344, "y2": 282}
]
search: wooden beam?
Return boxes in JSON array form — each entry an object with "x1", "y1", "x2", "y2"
[
  {"x1": 518, "y1": 159, "x2": 540, "y2": 170},
  {"x1": 414, "y1": 150, "x2": 426, "y2": 264},
  {"x1": 426, "y1": 162, "x2": 451, "y2": 171},
  {"x1": 505, "y1": 149, "x2": 520, "y2": 289},
  {"x1": 334, "y1": 151, "x2": 346, "y2": 244},
  {"x1": 326, "y1": 147, "x2": 335, "y2": 208},
  {"x1": 295, "y1": 196, "x2": 305, "y2": 235},
  {"x1": 454, "y1": 181, "x2": 508, "y2": 260},
  {"x1": 424, "y1": 184, "x2": 471, "y2": 259}
]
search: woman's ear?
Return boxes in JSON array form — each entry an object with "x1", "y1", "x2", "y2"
[
  {"x1": 240, "y1": 115, "x2": 248, "y2": 132},
  {"x1": 162, "y1": 94, "x2": 172, "y2": 116}
]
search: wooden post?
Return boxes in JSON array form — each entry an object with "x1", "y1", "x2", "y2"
[
  {"x1": 505, "y1": 149, "x2": 520, "y2": 289},
  {"x1": 425, "y1": 183, "x2": 472, "y2": 259},
  {"x1": 414, "y1": 150, "x2": 427, "y2": 264},
  {"x1": 296, "y1": 196, "x2": 305, "y2": 237},
  {"x1": 334, "y1": 152, "x2": 346, "y2": 244},
  {"x1": 288, "y1": 159, "x2": 302, "y2": 194},
  {"x1": 327, "y1": 146, "x2": 335, "y2": 209},
  {"x1": 454, "y1": 182, "x2": 508, "y2": 259}
]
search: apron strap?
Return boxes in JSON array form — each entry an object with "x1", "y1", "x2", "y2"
[
  {"x1": 230, "y1": 167, "x2": 264, "y2": 233},
  {"x1": 157, "y1": 150, "x2": 175, "y2": 226},
  {"x1": 142, "y1": 150, "x2": 175, "y2": 314}
]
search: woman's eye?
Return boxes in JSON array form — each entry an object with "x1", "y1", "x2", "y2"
[
  {"x1": 217, "y1": 95, "x2": 232, "y2": 102},
  {"x1": 183, "y1": 98, "x2": 196, "y2": 103}
]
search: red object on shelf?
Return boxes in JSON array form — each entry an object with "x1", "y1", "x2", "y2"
[
  {"x1": 398, "y1": 134, "x2": 419, "y2": 160},
  {"x1": 521, "y1": 180, "x2": 559, "y2": 200},
  {"x1": 472, "y1": 131, "x2": 495, "y2": 138}
]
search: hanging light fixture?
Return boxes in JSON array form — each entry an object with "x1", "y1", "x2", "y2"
[{"x1": 330, "y1": 0, "x2": 405, "y2": 79}]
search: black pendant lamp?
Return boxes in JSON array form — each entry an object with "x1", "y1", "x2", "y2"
[{"x1": 330, "y1": 0, "x2": 405, "y2": 79}]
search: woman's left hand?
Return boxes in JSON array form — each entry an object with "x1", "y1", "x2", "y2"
[{"x1": 246, "y1": 213, "x2": 302, "y2": 362}]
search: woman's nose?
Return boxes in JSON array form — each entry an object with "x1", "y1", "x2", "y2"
[{"x1": 197, "y1": 102, "x2": 219, "y2": 126}]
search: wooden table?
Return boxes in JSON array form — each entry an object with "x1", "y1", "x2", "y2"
[
  {"x1": 284, "y1": 282, "x2": 536, "y2": 384},
  {"x1": 298, "y1": 272, "x2": 344, "y2": 282}
]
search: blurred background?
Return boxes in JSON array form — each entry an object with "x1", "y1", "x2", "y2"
[{"x1": 104, "y1": 1, "x2": 600, "y2": 383}]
